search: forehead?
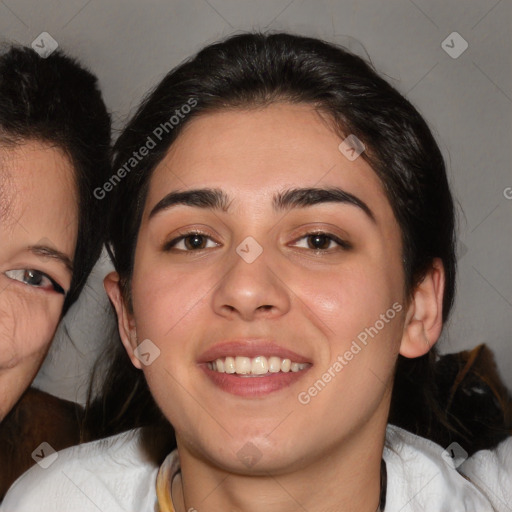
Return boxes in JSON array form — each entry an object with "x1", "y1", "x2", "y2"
[
  {"x1": 0, "y1": 140, "x2": 78, "y2": 247},
  {"x1": 0, "y1": 139, "x2": 75, "y2": 192},
  {"x1": 147, "y1": 103, "x2": 392, "y2": 222},
  {"x1": 0, "y1": 150, "x2": 15, "y2": 223}
]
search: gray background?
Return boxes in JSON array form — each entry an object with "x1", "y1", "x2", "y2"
[{"x1": 1, "y1": 0, "x2": 511, "y2": 398}]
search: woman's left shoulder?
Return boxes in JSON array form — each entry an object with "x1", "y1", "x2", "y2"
[
  {"x1": 459, "y1": 435, "x2": 512, "y2": 511},
  {"x1": 384, "y1": 425, "x2": 510, "y2": 511}
]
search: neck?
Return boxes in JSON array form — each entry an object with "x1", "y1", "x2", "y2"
[{"x1": 172, "y1": 416, "x2": 387, "y2": 512}]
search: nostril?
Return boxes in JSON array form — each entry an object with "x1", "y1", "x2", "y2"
[{"x1": 257, "y1": 305, "x2": 273, "y2": 311}]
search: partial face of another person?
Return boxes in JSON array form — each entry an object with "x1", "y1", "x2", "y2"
[
  {"x1": 0, "y1": 140, "x2": 77, "y2": 421},
  {"x1": 110, "y1": 103, "x2": 442, "y2": 475}
]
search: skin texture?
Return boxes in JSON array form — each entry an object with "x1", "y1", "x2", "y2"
[
  {"x1": 106, "y1": 103, "x2": 445, "y2": 512},
  {"x1": 0, "y1": 141, "x2": 77, "y2": 422}
]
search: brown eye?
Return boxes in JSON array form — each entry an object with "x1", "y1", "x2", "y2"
[
  {"x1": 184, "y1": 234, "x2": 208, "y2": 250},
  {"x1": 164, "y1": 231, "x2": 220, "y2": 252},
  {"x1": 307, "y1": 234, "x2": 332, "y2": 250},
  {"x1": 291, "y1": 232, "x2": 352, "y2": 252}
]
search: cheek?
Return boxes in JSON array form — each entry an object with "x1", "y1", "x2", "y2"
[
  {"x1": 294, "y1": 258, "x2": 404, "y2": 347},
  {"x1": 0, "y1": 291, "x2": 59, "y2": 369},
  {"x1": 131, "y1": 261, "x2": 215, "y2": 344},
  {"x1": 130, "y1": 264, "x2": 219, "y2": 418},
  {"x1": 292, "y1": 261, "x2": 405, "y2": 415}
]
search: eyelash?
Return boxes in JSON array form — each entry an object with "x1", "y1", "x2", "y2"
[
  {"x1": 163, "y1": 231, "x2": 351, "y2": 253},
  {"x1": 4, "y1": 269, "x2": 66, "y2": 295},
  {"x1": 163, "y1": 230, "x2": 219, "y2": 252},
  {"x1": 291, "y1": 232, "x2": 352, "y2": 252}
]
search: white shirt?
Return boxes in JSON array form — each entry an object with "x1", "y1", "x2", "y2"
[{"x1": 1, "y1": 425, "x2": 511, "y2": 511}]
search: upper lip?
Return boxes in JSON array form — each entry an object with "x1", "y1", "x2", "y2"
[{"x1": 198, "y1": 340, "x2": 311, "y2": 364}]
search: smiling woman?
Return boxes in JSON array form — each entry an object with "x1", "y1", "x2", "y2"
[
  {"x1": 3, "y1": 32, "x2": 511, "y2": 512},
  {"x1": 0, "y1": 45, "x2": 110, "y2": 495}
]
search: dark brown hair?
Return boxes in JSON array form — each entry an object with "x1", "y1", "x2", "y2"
[{"x1": 0, "y1": 46, "x2": 111, "y2": 313}]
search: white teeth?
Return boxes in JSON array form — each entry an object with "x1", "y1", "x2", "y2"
[
  {"x1": 251, "y1": 356, "x2": 268, "y2": 375},
  {"x1": 208, "y1": 355, "x2": 308, "y2": 375},
  {"x1": 235, "y1": 356, "x2": 252, "y2": 374},
  {"x1": 224, "y1": 356, "x2": 236, "y2": 374},
  {"x1": 268, "y1": 356, "x2": 281, "y2": 373}
]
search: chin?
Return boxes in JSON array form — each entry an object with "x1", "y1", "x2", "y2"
[{"x1": 198, "y1": 429, "x2": 306, "y2": 474}]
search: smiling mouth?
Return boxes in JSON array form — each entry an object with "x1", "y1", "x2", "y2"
[{"x1": 207, "y1": 355, "x2": 310, "y2": 376}]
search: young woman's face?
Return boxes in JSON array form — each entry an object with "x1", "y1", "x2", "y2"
[
  {"x1": 0, "y1": 141, "x2": 77, "y2": 421},
  {"x1": 121, "y1": 103, "x2": 413, "y2": 473}
]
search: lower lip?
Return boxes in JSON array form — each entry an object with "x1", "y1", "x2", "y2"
[{"x1": 200, "y1": 365, "x2": 311, "y2": 397}]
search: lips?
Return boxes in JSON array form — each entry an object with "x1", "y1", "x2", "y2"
[{"x1": 198, "y1": 340, "x2": 312, "y2": 397}]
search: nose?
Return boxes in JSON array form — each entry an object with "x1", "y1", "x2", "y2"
[{"x1": 211, "y1": 245, "x2": 291, "y2": 321}]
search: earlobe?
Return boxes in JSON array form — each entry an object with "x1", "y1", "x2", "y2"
[
  {"x1": 104, "y1": 271, "x2": 142, "y2": 370},
  {"x1": 399, "y1": 258, "x2": 445, "y2": 358}
]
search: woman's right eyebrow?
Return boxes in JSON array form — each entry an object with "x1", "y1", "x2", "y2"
[
  {"x1": 149, "y1": 189, "x2": 230, "y2": 219},
  {"x1": 148, "y1": 186, "x2": 375, "y2": 223}
]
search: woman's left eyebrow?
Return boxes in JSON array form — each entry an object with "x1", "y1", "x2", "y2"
[
  {"x1": 149, "y1": 186, "x2": 375, "y2": 222},
  {"x1": 28, "y1": 245, "x2": 73, "y2": 273},
  {"x1": 274, "y1": 187, "x2": 375, "y2": 222}
]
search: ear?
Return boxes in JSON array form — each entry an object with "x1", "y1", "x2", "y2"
[
  {"x1": 104, "y1": 271, "x2": 142, "y2": 370},
  {"x1": 400, "y1": 258, "x2": 445, "y2": 358}
]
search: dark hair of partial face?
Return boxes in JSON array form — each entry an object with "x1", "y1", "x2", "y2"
[
  {"x1": 0, "y1": 45, "x2": 111, "y2": 314},
  {"x1": 85, "y1": 32, "x2": 457, "y2": 447}
]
